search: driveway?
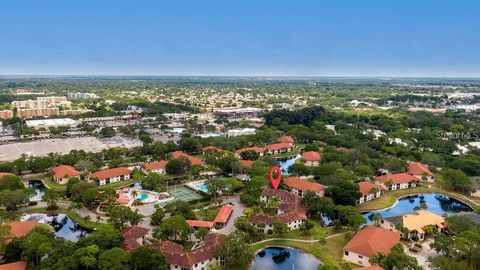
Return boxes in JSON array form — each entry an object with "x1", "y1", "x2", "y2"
[
  {"x1": 405, "y1": 239, "x2": 438, "y2": 270},
  {"x1": 217, "y1": 193, "x2": 245, "y2": 235}
]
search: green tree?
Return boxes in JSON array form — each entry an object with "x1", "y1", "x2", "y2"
[
  {"x1": 129, "y1": 246, "x2": 169, "y2": 270},
  {"x1": 218, "y1": 231, "x2": 252, "y2": 268},
  {"x1": 106, "y1": 205, "x2": 143, "y2": 229},
  {"x1": 335, "y1": 205, "x2": 366, "y2": 231},
  {"x1": 273, "y1": 221, "x2": 289, "y2": 235},
  {"x1": 150, "y1": 208, "x2": 165, "y2": 226},
  {"x1": 195, "y1": 227, "x2": 209, "y2": 240},
  {"x1": 43, "y1": 189, "x2": 61, "y2": 210},
  {"x1": 98, "y1": 247, "x2": 129, "y2": 270},
  {"x1": 153, "y1": 215, "x2": 192, "y2": 241}
]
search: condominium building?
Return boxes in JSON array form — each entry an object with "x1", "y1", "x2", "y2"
[{"x1": 0, "y1": 110, "x2": 14, "y2": 120}]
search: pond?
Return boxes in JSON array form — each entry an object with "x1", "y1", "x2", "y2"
[
  {"x1": 252, "y1": 247, "x2": 321, "y2": 270},
  {"x1": 278, "y1": 154, "x2": 301, "y2": 175},
  {"x1": 27, "y1": 180, "x2": 46, "y2": 202},
  {"x1": 22, "y1": 213, "x2": 91, "y2": 242},
  {"x1": 363, "y1": 193, "x2": 473, "y2": 223}
]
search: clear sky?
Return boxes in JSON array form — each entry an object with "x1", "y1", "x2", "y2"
[{"x1": 1, "y1": 0, "x2": 479, "y2": 77}]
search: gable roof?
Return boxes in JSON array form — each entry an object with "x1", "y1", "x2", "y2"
[
  {"x1": 171, "y1": 151, "x2": 206, "y2": 166},
  {"x1": 357, "y1": 181, "x2": 385, "y2": 196},
  {"x1": 302, "y1": 151, "x2": 321, "y2": 162},
  {"x1": 186, "y1": 220, "x2": 215, "y2": 228},
  {"x1": 214, "y1": 205, "x2": 233, "y2": 223},
  {"x1": 89, "y1": 167, "x2": 132, "y2": 180},
  {"x1": 265, "y1": 143, "x2": 292, "y2": 151},
  {"x1": 202, "y1": 146, "x2": 224, "y2": 153},
  {"x1": 0, "y1": 172, "x2": 14, "y2": 178},
  {"x1": 375, "y1": 173, "x2": 418, "y2": 184},
  {"x1": 235, "y1": 146, "x2": 265, "y2": 155},
  {"x1": 9, "y1": 221, "x2": 38, "y2": 239},
  {"x1": 355, "y1": 266, "x2": 385, "y2": 270},
  {"x1": 53, "y1": 165, "x2": 80, "y2": 179},
  {"x1": 407, "y1": 162, "x2": 434, "y2": 176},
  {"x1": 239, "y1": 159, "x2": 254, "y2": 169},
  {"x1": 344, "y1": 225, "x2": 400, "y2": 257},
  {"x1": 250, "y1": 188, "x2": 307, "y2": 225},
  {"x1": 122, "y1": 226, "x2": 150, "y2": 251},
  {"x1": 0, "y1": 261, "x2": 26, "y2": 270},
  {"x1": 143, "y1": 160, "x2": 168, "y2": 171},
  {"x1": 154, "y1": 233, "x2": 226, "y2": 268},
  {"x1": 284, "y1": 177, "x2": 326, "y2": 193}
]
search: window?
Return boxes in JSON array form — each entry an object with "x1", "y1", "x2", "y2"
[
  {"x1": 358, "y1": 255, "x2": 363, "y2": 259},
  {"x1": 344, "y1": 250, "x2": 349, "y2": 256}
]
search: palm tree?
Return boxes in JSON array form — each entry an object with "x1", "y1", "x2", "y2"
[
  {"x1": 373, "y1": 213, "x2": 382, "y2": 227},
  {"x1": 131, "y1": 190, "x2": 138, "y2": 199}
]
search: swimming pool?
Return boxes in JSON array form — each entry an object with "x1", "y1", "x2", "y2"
[
  {"x1": 138, "y1": 193, "x2": 148, "y2": 200},
  {"x1": 197, "y1": 183, "x2": 209, "y2": 193}
]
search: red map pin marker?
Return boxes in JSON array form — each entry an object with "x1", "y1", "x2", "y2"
[{"x1": 269, "y1": 166, "x2": 282, "y2": 189}]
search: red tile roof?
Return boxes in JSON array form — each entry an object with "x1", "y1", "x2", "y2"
[
  {"x1": 284, "y1": 177, "x2": 326, "y2": 192},
  {"x1": 302, "y1": 151, "x2": 321, "y2": 162},
  {"x1": 122, "y1": 226, "x2": 150, "y2": 252},
  {"x1": 9, "y1": 221, "x2": 38, "y2": 239},
  {"x1": 150, "y1": 240, "x2": 183, "y2": 253},
  {"x1": 154, "y1": 233, "x2": 226, "y2": 268},
  {"x1": 407, "y1": 162, "x2": 433, "y2": 176},
  {"x1": 0, "y1": 172, "x2": 14, "y2": 178},
  {"x1": 0, "y1": 261, "x2": 26, "y2": 270},
  {"x1": 53, "y1": 165, "x2": 80, "y2": 179},
  {"x1": 214, "y1": 205, "x2": 233, "y2": 223},
  {"x1": 143, "y1": 160, "x2": 168, "y2": 171},
  {"x1": 89, "y1": 167, "x2": 132, "y2": 180},
  {"x1": 265, "y1": 143, "x2": 292, "y2": 151},
  {"x1": 355, "y1": 266, "x2": 385, "y2": 270},
  {"x1": 250, "y1": 188, "x2": 307, "y2": 225},
  {"x1": 357, "y1": 181, "x2": 385, "y2": 196},
  {"x1": 278, "y1": 135, "x2": 294, "y2": 144},
  {"x1": 186, "y1": 220, "x2": 215, "y2": 228},
  {"x1": 239, "y1": 159, "x2": 254, "y2": 169},
  {"x1": 344, "y1": 225, "x2": 400, "y2": 257},
  {"x1": 375, "y1": 173, "x2": 418, "y2": 185},
  {"x1": 203, "y1": 146, "x2": 224, "y2": 153},
  {"x1": 235, "y1": 146, "x2": 265, "y2": 155},
  {"x1": 171, "y1": 151, "x2": 206, "y2": 166}
]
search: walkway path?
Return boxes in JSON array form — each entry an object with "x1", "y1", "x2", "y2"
[{"x1": 250, "y1": 232, "x2": 344, "y2": 246}]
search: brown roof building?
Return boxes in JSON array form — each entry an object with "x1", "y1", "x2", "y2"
[
  {"x1": 0, "y1": 261, "x2": 27, "y2": 270},
  {"x1": 302, "y1": 151, "x2": 321, "y2": 166},
  {"x1": 142, "y1": 160, "x2": 168, "y2": 174},
  {"x1": 250, "y1": 188, "x2": 307, "y2": 233},
  {"x1": 343, "y1": 226, "x2": 400, "y2": 267},
  {"x1": 88, "y1": 167, "x2": 132, "y2": 186},
  {"x1": 283, "y1": 177, "x2": 326, "y2": 197},
  {"x1": 122, "y1": 226, "x2": 150, "y2": 252},
  {"x1": 171, "y1": 151, "x2": 206, "y2": 166},
  {"x1": 53, "y1": 165, "x2": 80, "y2": 185},
  {"x1": 153, "y1": 233, "x2": 226, "y2": 270}
]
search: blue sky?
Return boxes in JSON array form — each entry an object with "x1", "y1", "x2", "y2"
[{"x1": 1, "y1": 0, "x2": 479, "y2": 77}]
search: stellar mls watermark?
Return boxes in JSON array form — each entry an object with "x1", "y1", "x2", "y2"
[{"x1": 435, "y1": 131, "x2": 480, "y2": 140}]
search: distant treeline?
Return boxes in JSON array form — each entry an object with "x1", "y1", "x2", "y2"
[{"x1": 264, "y1": 106, "x2": 325, "y2": 126}]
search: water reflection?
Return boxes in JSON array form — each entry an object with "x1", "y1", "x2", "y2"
[
  {"x1": 27, "y1": 180, "x2": 46, "y2": 202},
  {"x1": 252, "y1": 247, "x2": 320, "y2": 270},
  {"x1": 22, "y1": 213, "x2": 91, "y2": 242},
  {"x1": 363, "y1": 193, "x2": 472, "y2": 223}
]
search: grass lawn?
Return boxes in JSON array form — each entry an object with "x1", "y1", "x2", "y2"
[
  {"x1": 98, "y1": 179, "x2": 136, "y2": 190},
  {"x1": 23, "y1": 207, "x2": 109, "y2": 230},
  {"x1": 270, "y1": 219, "x2": 333, "y2": 240},
  {"x1": 250, "y1": 233, "x2": 348, "y2": 266},
  {"x1": 358, "y1": 183, "x2": 478, "y2": 212},
  {"x1": 271, "y1": 148, "x2": 300, "y2": 158},
  {"x1": 42, "y1": 176, "x2": 67, "y2": 191}
]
